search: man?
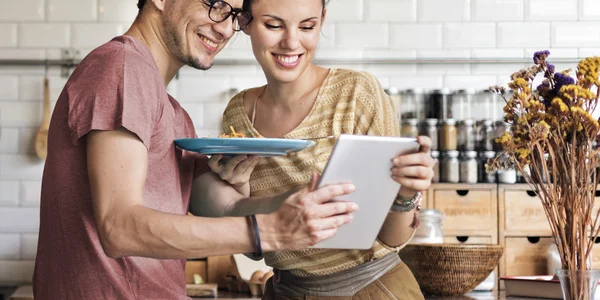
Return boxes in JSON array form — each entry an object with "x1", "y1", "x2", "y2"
[{"x1": 33, "y1": 0, "x2": 357, "y2": 299}]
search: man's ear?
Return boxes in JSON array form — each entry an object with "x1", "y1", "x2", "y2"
[{"x1": 150, "y1": 0, "x2": 166, "y2": 11}]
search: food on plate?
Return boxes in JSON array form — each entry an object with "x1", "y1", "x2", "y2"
[
  {"x1": 218, "y1": 126, "x2": 263, "y2": 138},
  {"x1": 219, "y1": 126, "x2": 246, "y2": 138}
]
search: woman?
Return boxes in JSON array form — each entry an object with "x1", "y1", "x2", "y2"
[{"x1": 209, "y1": 0, "x2": 434, "y2": 298}]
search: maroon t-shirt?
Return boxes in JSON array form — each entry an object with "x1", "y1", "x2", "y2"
[{"x1": 33, "y1": 35, "x2": 208, "y2": 299}]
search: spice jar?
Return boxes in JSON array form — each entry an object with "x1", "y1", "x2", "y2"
[
  {"x1": 441, "y1": 150, "x2": 460, "y2": 183},
  {"x1": 440, "y1": 119, "x2": 458, "y2": 151},
  {"x1": 401, "y1": 119, "x2": 419, "y2": 138},
  {"x1": 460, "y1": 151, "x2": 479, "y2": 184},
  {"x1": 479, "y1": 151, "x2": 497, "y2": 183},
  {"x1": 427, "y1": 88, "x2": 452, "y2": 120},
  {"x1": 451, "y1": 89, "x2": 475, "y2": 121},
  {"x1": 431, "y1": 150, "x2": 440, "y2": 183},
  {"x1": 420, "y1": 119, "x2": 439, "y2": 150},
  {"x1": 457, "y1": 119, "x2": 476, "y2": 151},
  {"x1": 410, "y1": 209, "x2": 444, "y2": 244},
  {"x1": 476, "y1": 120, "x2": 494, "y2": 151}
]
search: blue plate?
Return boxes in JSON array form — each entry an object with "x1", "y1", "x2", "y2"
[{"x1": 174, "y1": 138, "x2": 316, "y2": 157}]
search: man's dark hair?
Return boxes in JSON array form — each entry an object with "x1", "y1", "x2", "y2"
[{"x1": 138, "y1": 0, "x2": 146, "y2": 10}]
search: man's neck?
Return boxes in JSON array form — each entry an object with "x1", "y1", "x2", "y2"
[{"x1": 124, "y1": 13, "x2": 184, "y2": 87}]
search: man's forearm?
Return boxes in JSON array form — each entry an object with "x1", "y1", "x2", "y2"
[{"x1": 100, "y1": 205, "x2": 257, "y2": 259}]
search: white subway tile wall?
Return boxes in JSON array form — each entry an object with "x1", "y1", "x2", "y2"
[{"x1": 1, "y1": 0, "x2": 600, "y2": 284}]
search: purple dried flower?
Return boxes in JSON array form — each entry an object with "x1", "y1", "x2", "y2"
[
  {"x1": 553, "y1": 72, "x2": 575, "y2": 94},
  {"x1": 548, "y1": 64, "x2": 555, "y2": 74},
  {"x1": 534, "y1": 50, "x2": 551, "y2": 64}
]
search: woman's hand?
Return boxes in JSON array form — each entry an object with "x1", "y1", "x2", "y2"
[
  {"x1": 391, "y1": 136, "x2": 435, "y2": 198},
  {"x1": 208, "y1": 155, "x2": 259, "y2": 197}
]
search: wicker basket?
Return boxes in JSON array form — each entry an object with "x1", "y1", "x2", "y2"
[{"x1": 399, "y1": 244, "x2": 504, "y2": 296}]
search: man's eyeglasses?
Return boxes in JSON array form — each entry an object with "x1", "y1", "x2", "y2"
[{"x1": 202, "y1": 0, "x2": 253, "y2": 32}]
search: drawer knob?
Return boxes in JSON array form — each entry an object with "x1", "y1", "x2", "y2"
[
  {"x1": 527, "y1": 237, "x2": 541, "y2": 244},
  {"x1": 526, "y1": 190, "x2": 538, "y2": 197},
  {"x1": 456, "y1": 236, "x2": 469, "y2": 243},
  {"x1": 456, "y1": 190, "x2": 469, "y2": 196}
]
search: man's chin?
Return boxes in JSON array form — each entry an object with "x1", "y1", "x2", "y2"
[{"x1": 187, "y1": 56, "x2": 214, "y2": 70}]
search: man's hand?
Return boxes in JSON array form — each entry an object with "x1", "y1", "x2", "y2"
[{"x1": 258, "y1": 171, "x2": 359, "y2": 251}]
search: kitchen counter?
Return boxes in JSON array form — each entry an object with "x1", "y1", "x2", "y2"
[{"x1": 6, "y1": 286, "x2": 594, "y2": 300}]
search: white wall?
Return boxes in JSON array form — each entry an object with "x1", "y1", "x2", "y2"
[{"x1": 1, "y1": 0, "x2": 600, "y2": 284}]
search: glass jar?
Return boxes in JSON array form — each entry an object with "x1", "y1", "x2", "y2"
[
  {"x1": 476, "y1": 120, "x2": 494, "y2": 151},
  {"x1": 401, "y1": 118, "x2": 419, "y2": 138},
  {"x1": 473, "y1": 89, "x2": 494, "y2": 121},
  {"x1": 479, "y1": 151, "x2": 497, "y2": 183},
  {"x1": 460, "y1": 151, "x2": 479, "y2": 184},
  {"x1": 451, "y1": 89, "x2": 475, "y2": 121},
  {"x1": 493, "y1": 120, "x2": 510, "y2": 151},
  {"x1": 431, "y1": 150, "x2": 440, "y2": 183},
  {"x1": 440, "y1": 119, "x2": 458, "y2": 151},
  {"x1": 441, "y1": 150, "x2": 460, "y2": 183},
  {"x1": 420, "y1": 119, "x2": 439, "y2": 150},
  {"x1": 399, "y1": 89, "x2": 419, "y2": 120},
  {"x1": 427, "y1": 88, "x2": 452, "y2": 120},
  {"x1": 410, "y1": 209, "x2": 444, "y2": 244},
  {"x1": 457, "y1": 119, "x2": 476, "y2": 151}
]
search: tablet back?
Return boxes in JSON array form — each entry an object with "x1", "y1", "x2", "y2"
[{"x1": 313, "y1": 134, "x2": 420, "y2": 250}]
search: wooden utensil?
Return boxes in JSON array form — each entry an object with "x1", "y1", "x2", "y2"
[{"x1": 35, "y1": 77, "x2": 50, "y2": 160}]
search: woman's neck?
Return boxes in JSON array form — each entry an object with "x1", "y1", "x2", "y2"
[{"x1": 262, "y1": 64, "x2": 326, "y2": 111}]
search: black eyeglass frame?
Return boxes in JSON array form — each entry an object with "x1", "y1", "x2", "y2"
[{"x1": 203, "y1": 0, "x2": 253, "y2": 32}]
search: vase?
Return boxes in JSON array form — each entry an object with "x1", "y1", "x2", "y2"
[{"x1": 556, "y1": 269, "x2": 600, "y2": 300}]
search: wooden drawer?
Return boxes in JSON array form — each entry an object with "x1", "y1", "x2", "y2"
[
  {"x1": 503, "y1": 190, "x2": 600, "y2": 236},
  {"x1": 444, "y1": 236, "x2": 493, "y2": 245},
  {"x1": 503, "y1": 237, "x2": 553, "y2": 276},
  {"x1": 503, "y1": 190, "x2": 551, "y2": 236},
  {"x1": 185, "y1": 260, "x2": 207, "y2": 284},
  {"x1": 433, "y1": 189, "x2": 495, "y2": 235}
]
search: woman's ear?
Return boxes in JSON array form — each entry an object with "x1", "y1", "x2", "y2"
[{"x1": 321, "y1": 7, "x2": 327, "y2": 24}]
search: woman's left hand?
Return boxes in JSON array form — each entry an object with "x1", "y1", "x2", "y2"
[{"x1": 391, "y1": 136, "x2": 435, "y2": 197}]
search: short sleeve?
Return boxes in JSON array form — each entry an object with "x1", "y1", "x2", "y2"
[{"x1": 66, "y1": 48, "x2": 160, "y2": 149}]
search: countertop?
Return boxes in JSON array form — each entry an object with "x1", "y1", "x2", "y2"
[{"x1": 4, "y1": 286, "x2": 589, "y2": 300}]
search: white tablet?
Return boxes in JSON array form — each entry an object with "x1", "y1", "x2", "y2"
[{"x1": 312, "y1": 134, "x2": 420, "y2": 250}]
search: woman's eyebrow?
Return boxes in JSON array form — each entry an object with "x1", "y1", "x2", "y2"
[{"x1": 262, "y1": 15, "x2": 319, "y2": 22}]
